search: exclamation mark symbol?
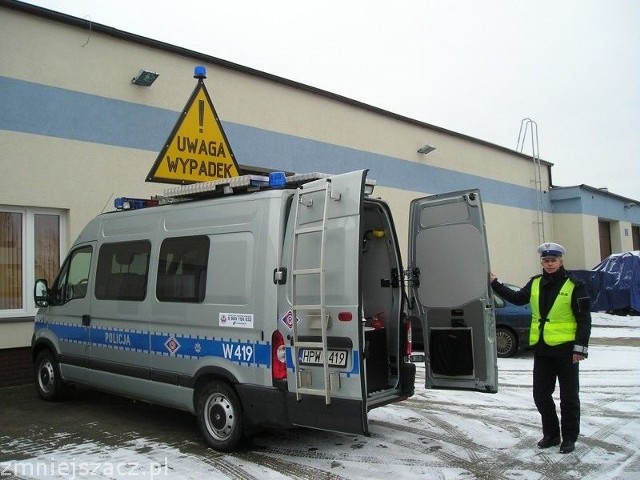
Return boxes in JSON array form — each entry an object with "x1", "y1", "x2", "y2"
[{"x1": 198, "y1": 100, "x2": 204, "y2": 133}]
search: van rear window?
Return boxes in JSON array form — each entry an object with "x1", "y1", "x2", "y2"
[
  {"x1": 157, "y1": 235, "x2": 209, "y2": 303},
  {"x1": 95, "y1": 240, "x2": 151, "y2": 301}
]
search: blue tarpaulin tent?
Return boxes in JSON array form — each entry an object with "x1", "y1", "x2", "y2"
[{"x1": 573, "y1": 251, "x2": 640, "y2": 314}]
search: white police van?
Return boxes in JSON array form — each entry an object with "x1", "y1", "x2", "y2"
[{"x1": 32, "y1": 169, "x2": 497, "y2": 451}]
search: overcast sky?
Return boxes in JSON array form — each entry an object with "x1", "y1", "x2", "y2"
[{"x1": 25, "y1": 0, "x2": 640, "y2": 200}]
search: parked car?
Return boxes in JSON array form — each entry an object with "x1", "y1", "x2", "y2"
[
  {"x1": 411, "y1": 284, "x2": 531, "y2": 358},
  {"x1": 493, "y1": 286, "x2": 531, "y2": 357}
]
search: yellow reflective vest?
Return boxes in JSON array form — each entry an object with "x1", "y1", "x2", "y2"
[{"x1": 529, "y1": 277, "x2": 577, "y2": 346}]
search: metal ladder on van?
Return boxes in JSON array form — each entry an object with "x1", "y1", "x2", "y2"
[{"x1": 290, "y1": 179, "x2": 338, "y2": 404}]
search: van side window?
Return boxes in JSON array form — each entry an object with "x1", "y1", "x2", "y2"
[
  {"x1": 51, "y1": 246, "x2": 92, "y2": 305},
  {"x1": 95, "y1": 240, "x2": 151, "y2": 301},
  {"x1": 157, "y1": 236, "x2": 209, "y2": 303}
]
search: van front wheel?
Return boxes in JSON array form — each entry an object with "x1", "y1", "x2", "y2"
[
  {"x1": 35, "y1": 350, "x2": 68, "y2": 401},
  {"x1": 196, "y1": 381, "x2": 243, "y2": 452}
]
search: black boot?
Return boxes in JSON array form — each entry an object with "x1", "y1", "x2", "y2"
[
  {"x1": 559, "y1": 439, "x2": 575, "y2": 453},
  {"x1": 537, "y1": 435, "x2": 560, "y2": 449}
]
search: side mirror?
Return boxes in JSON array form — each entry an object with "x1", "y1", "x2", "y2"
[{"x1": 34, "y1": 279, "x2": 49, "y2": 307}]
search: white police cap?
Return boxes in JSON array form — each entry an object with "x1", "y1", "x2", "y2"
[{"x1": 537, "y1": 242, "x2": 566, "y2": 258}]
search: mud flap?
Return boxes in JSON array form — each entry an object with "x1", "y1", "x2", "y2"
[
  {"x1": 401, "y1": 362, "x2": 416, "y2": 396},
  {"x1": 286, "y1": 394, "x2": 368, "y2": 435}
]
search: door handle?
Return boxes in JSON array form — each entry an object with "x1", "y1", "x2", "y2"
[{"x1": 82, "y1": 314, "x2": 91, "y2": 326}]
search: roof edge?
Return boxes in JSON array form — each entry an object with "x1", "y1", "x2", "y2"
[{"x1": 551, "y1": 184, "x2": 639, "y2": 204}]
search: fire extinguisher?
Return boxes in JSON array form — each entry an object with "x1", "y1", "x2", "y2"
[{"x1": 372, "y1": 312, "x2": 384, "y2": 329}]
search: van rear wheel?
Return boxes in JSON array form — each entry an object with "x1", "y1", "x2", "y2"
[
  {"x1": 34, "y1": 350, "x2": 68, "y2": 400},
  {"x1": 196, "y1": 381, "x2": 243, "y2": 452}
]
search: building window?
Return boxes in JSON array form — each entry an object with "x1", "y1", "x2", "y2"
[
  {"x1": 0, "y1": 212, "x2": 22, "y2": 310},
  {"x1": 0, "y1": 208, "x2": 65, "y2": 317},
  {"x1": 35, "y1": 214, "x2": 61, "y2": 285},
  {"x1": 157, "y1": 236, "x2": 209, "y2": 303},
  {"x1": 95, "y1": 241, "x2": 151, "y2": 301}
]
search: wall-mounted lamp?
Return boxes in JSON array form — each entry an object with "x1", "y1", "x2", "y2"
[
  {"x1": 131, "y1": 69, "x2": 159, "y2": 87},
  {"x1": 624, "y1": 202, "x2": 636, "y2": 209},
  {"x1": 417, "y1": 144, "x2": 436, "y2": 154}
]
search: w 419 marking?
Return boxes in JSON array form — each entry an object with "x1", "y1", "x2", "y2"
[{"x1": 221, "y1": 343, "x2": 254, "y2": 363}]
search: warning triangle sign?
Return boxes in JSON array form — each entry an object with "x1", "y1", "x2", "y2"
[{"x1": 147, "y1": 80, "x2": 241, "y2": 184}]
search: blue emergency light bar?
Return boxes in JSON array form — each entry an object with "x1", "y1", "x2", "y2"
[
  {"x1": 269, "y1": 171, "x2": 286, "y2": 188},
  {"x1": 114, "y1": 197, "x2": 159, "y2": 210}
]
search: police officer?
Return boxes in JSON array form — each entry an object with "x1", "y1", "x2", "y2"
[{"x1": 490, "y1": 242, "x2": 591, "y2": 454}]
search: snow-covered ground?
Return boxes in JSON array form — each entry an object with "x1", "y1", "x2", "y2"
[{"x1": 1, "y1": 313, "x2": 638, "y2": 479}]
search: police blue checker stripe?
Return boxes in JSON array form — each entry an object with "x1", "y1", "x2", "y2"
[
  {"x1": 37, "y1": 320, "x2": 272, "y2": 367},
  {"x1": 36, "y1": 320, "x2": 361, "y2": 375},
  {"x1": 40, "y1": 321, "x2": 90, "y2": 345}
]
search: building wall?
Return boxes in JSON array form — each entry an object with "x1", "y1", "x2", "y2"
[
  {"x1": 550, "y1": 186, "x2": 640, "y2": 267},
  {"x1": 1, "y1": 3, "x2": 636, "y2": 360},
  {"x1": 550, "y1": 213, "x2": 640, "y2": 270},
  {"x1": 0, "y1": 10, "x2": 550, "y2": 218},
  {"x1": 552, "y1": 213, "x2": 597, "y2": 269},
  {"x1": 0, "y1": 347, "x2": 32, "y2": 387},
  {"x1": 611, "y1": 221, "x2": 636, "y2": 253}
]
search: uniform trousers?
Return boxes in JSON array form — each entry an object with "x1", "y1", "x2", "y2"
[{"x1": 532, "y1": 355, "x2": 580, "y2": 441}]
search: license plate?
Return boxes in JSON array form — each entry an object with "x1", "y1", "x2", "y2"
[{"x1": 298, "y1": 349, "x2": 348, "y2": 368}]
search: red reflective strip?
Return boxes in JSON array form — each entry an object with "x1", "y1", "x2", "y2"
[{"x1": 338, "y1": 312, "x2": 353, "y2": 321}]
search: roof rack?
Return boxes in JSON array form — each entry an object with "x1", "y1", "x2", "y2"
[
  {"x1": 161, "y1": 171, "x2": 375, "y2": 202},
  {"x1": 114, "y1": 172, "x2": 377, "y2": 210},
  {"x1": 163, "y1": 172, "x2": 329, "y2": 200}
]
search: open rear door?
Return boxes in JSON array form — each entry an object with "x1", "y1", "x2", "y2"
[
  {"x1": 408, "y1": 190, "x2": 498, "y2": 393},
  {"x1": 278, "y1": 170, "x2": 370, "y2": 434}
]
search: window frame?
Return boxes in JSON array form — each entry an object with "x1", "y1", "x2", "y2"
[{"x1": 0, "y1": 205, "x2": 67, "y2": 319}]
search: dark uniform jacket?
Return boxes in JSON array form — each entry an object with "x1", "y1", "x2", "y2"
[{"x1": 491, "y1": 266, "x2": 592, "y2": 357}]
